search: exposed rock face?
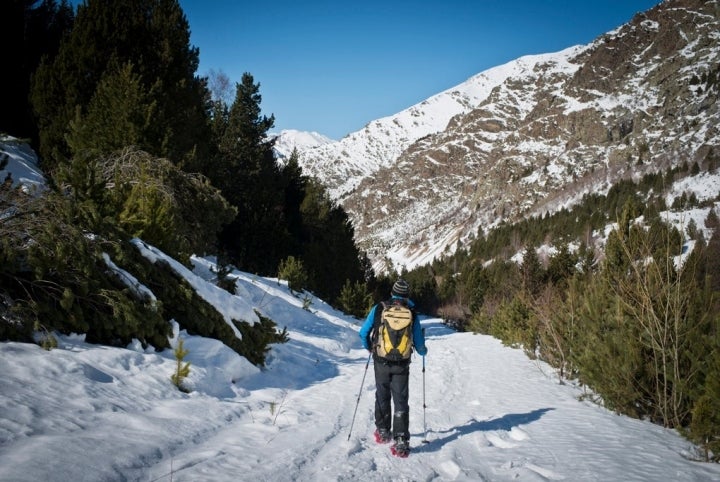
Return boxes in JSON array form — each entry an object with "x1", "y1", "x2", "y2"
[{"x1": 298, "y1": 0, "x2": 720, "y2": 273}]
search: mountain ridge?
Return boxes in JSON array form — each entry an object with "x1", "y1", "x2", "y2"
[
  {"x1": 294, "y1": 47, "x2": 587, "y2": 198},
  {"x1": 280, "y1": 0, "x2": 719, "y2": 273}
]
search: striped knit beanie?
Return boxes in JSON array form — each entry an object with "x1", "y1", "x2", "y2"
[{"x1": 391, "y1": 279, "x2": 410, "y2": 298}]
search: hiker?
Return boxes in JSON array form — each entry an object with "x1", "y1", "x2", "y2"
[{"x1": 359, "y1": 278, "x2": 427, "y2": 456}]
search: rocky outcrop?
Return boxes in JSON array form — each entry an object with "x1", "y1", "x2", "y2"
[{"x1": 299, "y1": 0, "x2": 720, "y2": 273}]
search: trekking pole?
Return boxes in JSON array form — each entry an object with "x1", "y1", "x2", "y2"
[
  {"x1": 421, "y1": 354, "x2": 429, "y2": 444},
  {"x1": 347, "y1": 352, "x2": 372, "y2": 441}
]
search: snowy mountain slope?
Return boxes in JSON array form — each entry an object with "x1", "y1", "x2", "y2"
[
  {"x1": 289, "y1": 0, "x2": 720, "y2": 274},
  {"x1": 294, "y1": 48, "x2": 586, "y2": 200},
  {"x1": 271, "y1": 129, "x2": 334, "y2": 161},
  {"x1": 344, "y1": 47, "x2": 591, "y2": 271},
  {"x1": 2, "y1": 251, "x2": 719, "y2": 481}
]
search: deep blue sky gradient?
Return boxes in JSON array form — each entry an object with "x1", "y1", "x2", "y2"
[{"x1": 75, "y1": 1, "x2": 663, "y2": 139}]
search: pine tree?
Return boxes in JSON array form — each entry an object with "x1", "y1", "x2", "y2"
[
  {"x1": 337, "y1": 279, "x2": 373, "y2": 319},
  {"x1": 572, "y1": 274, "x2": 647, "y2": 417},
  {"x1": 690, "y1": 349, "x2": 720, "y2": 461},
  {"x1": 457, "y1": 263, "x2": 487, "y2": 314},
  {"x1": 0, "y1": 0, "x2": 74, "y2": 141},
  {"x1": 520, "y1": 245, "x2": 544, "y2": 295},
  {"x1": 547, "y1": 242, "x2": 577, "y2": 289},
  {"x1": 604, "y1": 199, "x2": 641, "y2": 278},
  {"x1": 171, "y1": 338, "x2": 191, "y2": 393},
  {"x1": 298, "y1": 179, "x2": 364, "y2": 303},
  {"x1": 214, "y1": 73, "x2": 289, "y2": 274},
  {"x1": 119, "y1": 164, "x2": 176, "y2": 252},
  {"x1": 531, "y1": 283, "x2": 577, "y2": 380},
  {"x1": 30, "y1": 0, "x2": 211, "y2": 172},
  {"x1": 490, "y1": 294, "x2": 536, "y2": 355},
  {"x1": 403, "y1": 267, "x2": 439, "y2": 314},
  {"x1": 706, "y1": 228, "x2": 720, "y2": 293},
  {"x1": 65, "y1": 61, "x2": 156, "y2": 156},
  {"x1": 602, "y1": 214, "x2": 709, "y2": 427},
  {"x1": 98, "y1": 147, "x2": 235, "y2": 260},
  {"x1": 280, "y1": 148, "x2": 306, "y2": 256},
  {"x1": 0, "y1": 185, "x2": 171, "y2": 349},
  {"x1": 705, "y1": 207, "x2": 720, "y2": 230},
  {"x1": 51, "y1": 146, "x2": 234, "y2": 262},
  {"x1": 277, "y1": 256, "x2": 308, "y2": 294},
  {"x1": 214, "y1": 73, "x2": 276, "y2": 206}
]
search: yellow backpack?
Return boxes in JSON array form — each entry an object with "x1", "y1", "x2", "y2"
[{"x1": 374, "y1": 301, "x2": 414, "y2": 361}]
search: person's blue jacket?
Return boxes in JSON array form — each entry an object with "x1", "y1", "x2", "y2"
[{"x1": 359, "y1": 295, "x2": 427, "y2": 357}]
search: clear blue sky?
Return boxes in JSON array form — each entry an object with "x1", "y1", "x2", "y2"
[{"x1": 186, "y1": 1, "x2": 660, "y2": 139}]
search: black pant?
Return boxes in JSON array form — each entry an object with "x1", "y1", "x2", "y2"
[{"x1": 373, "y1": 358, "x2": 410, "y2": 440}]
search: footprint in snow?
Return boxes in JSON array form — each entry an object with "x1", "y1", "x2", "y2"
[
  {"x1": 485, "y1": 432, "x2": 518, "y2": 449},
  {"x1": 509, "y1": 426, "x2": 529, "y2": 441}
]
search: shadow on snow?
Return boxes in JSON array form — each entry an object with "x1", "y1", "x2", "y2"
[
  {"x1": 413, "y1": 407, "x2": 555, "y2": 453},
  {"x1": 419, "y1": 318, "x2": 456, "y2": 338}
]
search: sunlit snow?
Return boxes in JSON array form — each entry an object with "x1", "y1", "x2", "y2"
[{"x1": 2, "y1": 251, "x2": 719, "y2": 481}]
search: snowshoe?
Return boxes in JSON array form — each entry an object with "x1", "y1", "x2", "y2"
[
  {"x1": 374, "y1": 428, "x2": 392, "y2": 444},
  {"x1": 390, "y1": 438, "x2": 410, "y2": 458}
]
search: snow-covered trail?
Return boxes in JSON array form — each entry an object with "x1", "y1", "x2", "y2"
[
  {"x1": 140, "y1": 318, "x2": 718, "y2": 482},
  {"x1": 2, "y1": 265, "x2": 720, "y2": 482}
]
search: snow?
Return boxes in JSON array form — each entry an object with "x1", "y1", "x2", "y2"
[
  {"x1": 2, "y1": 251, "x2": 720, "y2": 481},
  {"x1": 0, "y1": 136, "x2": 46, "y2": 192},
  {"x1": 132, "y1": 239, "x2": 259, "y2": 336},
  {"x1": 667, "y1": 170, "x2": 720, "y2": 204},
  {"x1": 102, "y1": 252, "x2": 157, "y2": 304},
  {"x1": 295, "y1": 45, "x2": 588, "y2": 200},
  {"x1": 271, "y1": 129, "x2": 334, "y2": 160}
]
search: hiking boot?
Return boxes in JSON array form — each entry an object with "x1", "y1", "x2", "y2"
[
  {"x1": 374, "y1": 428, "x2": 392, "y2": 444},
  {"x1": 391, "y1": 437, "x2": 410, "y2": 457}
]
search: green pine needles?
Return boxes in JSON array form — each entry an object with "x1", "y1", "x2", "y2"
[
  {"x1": 337, "y1": 279, "x2": 373, "y2": 319},
  {"x1": 278, "y1": 256, "x2": 308, "y2": 294},
  {"x1": 34, "y1": 320, "x2": 58, "y2": 351},
  {"x1": 170, "y1": 338, "x2": 191, "y2": 393}
]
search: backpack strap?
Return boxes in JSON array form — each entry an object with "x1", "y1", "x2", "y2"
[{"x1": 368, "y1": 302, "x2": 387, "y2": 349}]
